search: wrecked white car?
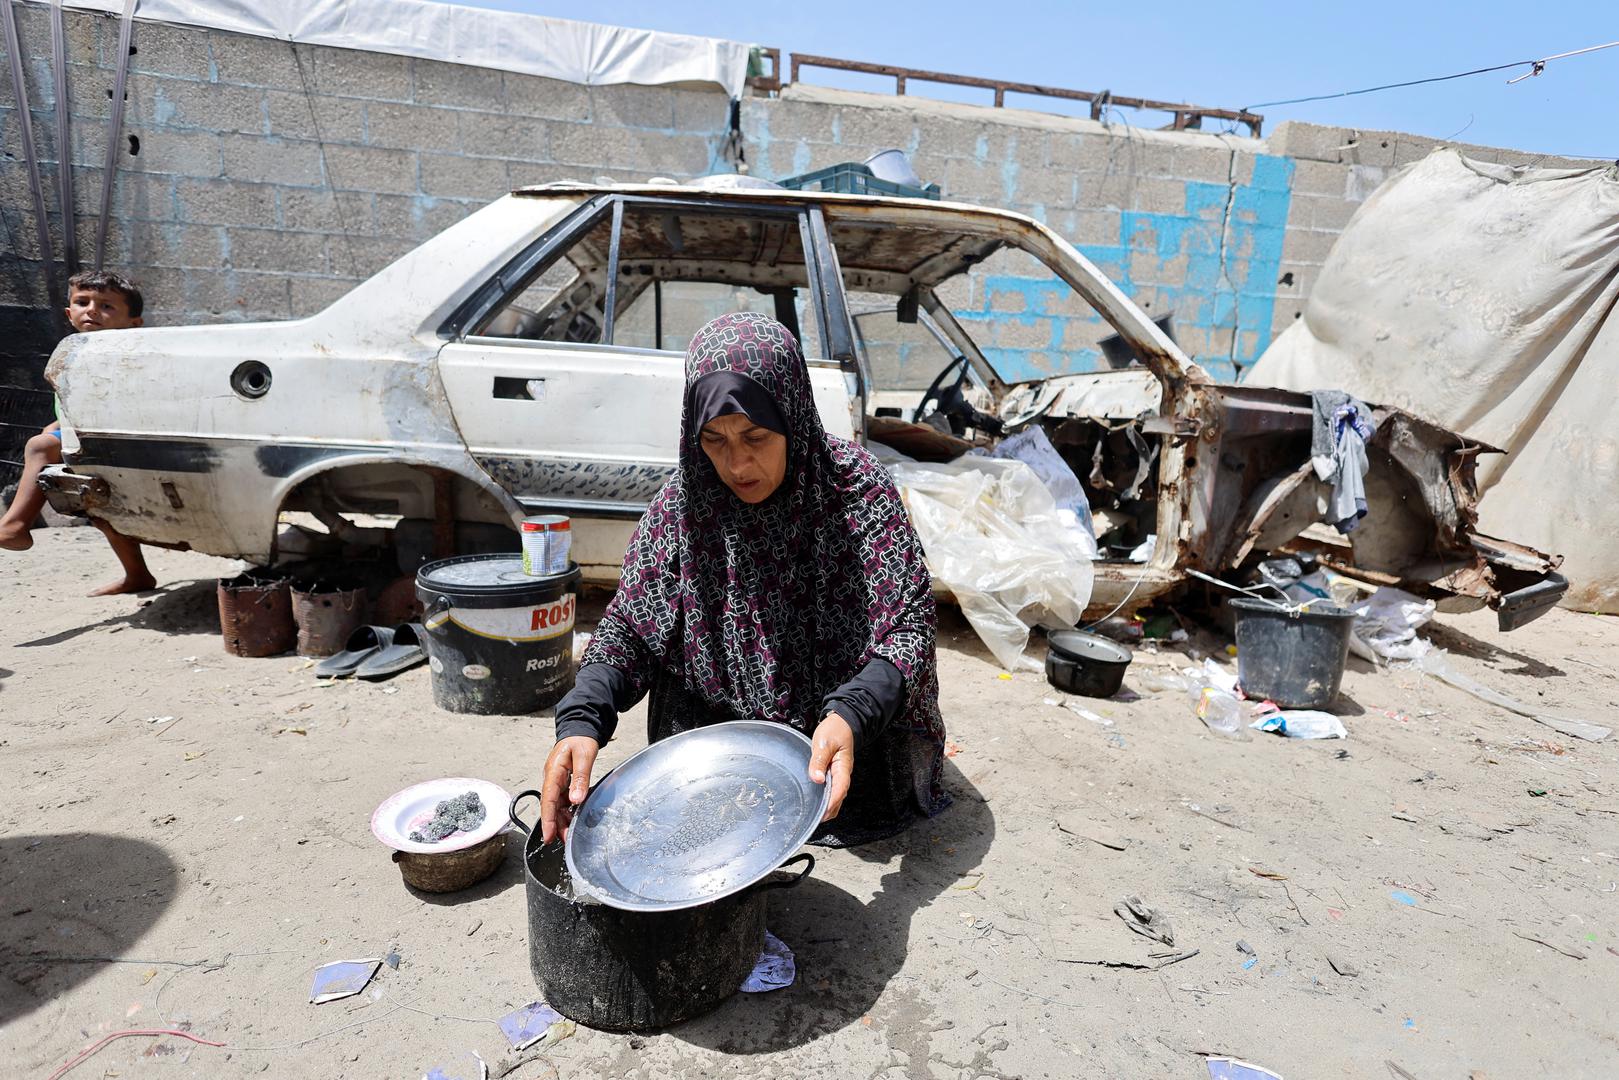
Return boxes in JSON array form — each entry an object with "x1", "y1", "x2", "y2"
[{"x1": 41, "y1": 178, "x2": 1565, "y2": 628}]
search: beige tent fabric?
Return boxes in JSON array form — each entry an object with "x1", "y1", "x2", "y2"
[{"x1": 1249, "y1": 149, "x2": 1619, "y2": 612}]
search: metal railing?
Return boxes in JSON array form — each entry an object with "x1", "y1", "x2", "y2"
[{"x1": 761, "y1": 52, "x2": 1262, "y2": 136}]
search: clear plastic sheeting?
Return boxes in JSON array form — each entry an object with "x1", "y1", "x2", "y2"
[
  {"x1": 1405, "y1": 646, "x2": 1611, "y2": 743},
  {"x1": 890, "y1": 456, "x2": 1093, "y2": 671},
  {"x1": 977, "y1": 425, "x2": 1098, "y2": 553},
  {"x1": 53, "y1": 0, "x2": 754, "y2": 96}
]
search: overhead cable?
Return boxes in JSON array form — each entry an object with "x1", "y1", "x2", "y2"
[{"x1": 1245, "y1": 38, "x2": 1619, "y2": 111}]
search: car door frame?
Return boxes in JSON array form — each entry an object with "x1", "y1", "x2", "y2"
[{"x1": 435, "y1": 192, "x2": 862, "y2": 519}]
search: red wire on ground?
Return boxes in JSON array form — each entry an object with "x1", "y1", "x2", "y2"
[{"x1": 46, "y1": 1028, "x2": 226, "y2": 1080}]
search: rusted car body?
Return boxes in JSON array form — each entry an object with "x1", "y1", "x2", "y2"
[{"x1": 40, "y1": 179, "x2": 1564, "y2": 627}]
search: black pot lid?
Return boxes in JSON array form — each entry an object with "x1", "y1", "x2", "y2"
[{"x1": 1047, "y1": 629, "x2": 1133, "y2": 664}]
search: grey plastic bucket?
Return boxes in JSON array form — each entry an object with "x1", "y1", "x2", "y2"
[
  {"x1": 1231, "y1": 597, "x2": 1356, "y2": 709},
  {"x1": 416, "y1": 554, "x2": 581, "y2": 715}
]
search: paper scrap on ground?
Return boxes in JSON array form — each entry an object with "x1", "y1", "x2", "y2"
[
  {"x1": 1064, "y1": 701, "x2": 1114, "y2": 726},
  {"x1": 309, "y1": 958, "x2": 382, "y2": 1003},
  {"x1": 423, "y1": 1050, "x2": 487, "y2": 1080},
  {"x1": 498, "y1": 1001, "x2": 563, "y2": 1051},
  {"x1": 1207, "y1": 1056, "x2": 1284, "y2": 1080},
  {"x1": 1251, "y1": 711, "x2": 1347, "y2": 740},
  {"x1": 739, "y1": 930, "x2": 796, "y2": 993}
]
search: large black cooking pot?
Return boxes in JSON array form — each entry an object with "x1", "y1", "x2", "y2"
[{"x1": 509, "y1": 790, "x2": 813, "y2": 1031}]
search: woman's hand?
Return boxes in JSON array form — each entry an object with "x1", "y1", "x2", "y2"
[
  {"x1": 808, "y1": 712, "x2": 855, "y2": 822},
  {"x1": 541, "y1": 735, "x2": 600, "y2": 844}
]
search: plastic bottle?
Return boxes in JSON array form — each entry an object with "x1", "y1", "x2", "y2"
[{"x1": 1192, "y1": 686, "x2": 1244, "y2": 736}]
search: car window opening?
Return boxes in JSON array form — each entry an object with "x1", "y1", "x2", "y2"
[
  {"x1": 472, "y1": 203, "x2": 828, "y2": 360},
  {"x1": 826, "y1": 214, "x2": 1166, "y2": 562}
]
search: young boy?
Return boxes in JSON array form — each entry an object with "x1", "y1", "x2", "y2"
[{"x1": 0, "y1": 270, "x2": 156, "y2": 596}]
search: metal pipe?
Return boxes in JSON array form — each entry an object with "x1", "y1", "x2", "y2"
[
  {"x1": 601, "y1": 198, "x2": 624, "y2": 345},
  {"x1": 94, "y1": 0, "x2": 137, "y2": 269},
  {"x1": 2, "y1": 0, "x2": 60, "y2": 308},
  {"x1": 653, "y1": 278, "x2": 663, "y2": 352},
  {"x1": 787, "y1": 52, "x2": 1263, "y2": 135},
  {"x1": 50, "y1": 0, "x2": 75, "y2": 274}
]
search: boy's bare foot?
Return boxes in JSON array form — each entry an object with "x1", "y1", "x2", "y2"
[
  {"x1": 89, "y1": 571, "x2": 156, "y2": 596},
  {"x1": 0, "y1": 522, "x2": 34, "y2": 551}
]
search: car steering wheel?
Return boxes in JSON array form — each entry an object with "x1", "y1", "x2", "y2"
[{"x1": 915, "y1": 354, "x2": 971, "y2": 431}]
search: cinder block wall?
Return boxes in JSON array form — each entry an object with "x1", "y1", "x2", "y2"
[
  {"x1": 743, "y1": 86, "x2": 1598, "y2": 385},
  {"x1": 0, "y1": 7, "x2": 732, "y2": 328},
  {"x1": 746, "y1": 86, "x2": 1294, "y2": 384},
  {"x1": 0, "y1": 5, "x2": 735, "y2": 480},
  {"x1": 2, "y1": 5, "x2": 1602, "y2": 456}
]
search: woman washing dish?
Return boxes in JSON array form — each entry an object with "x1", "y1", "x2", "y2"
[{"x1": 540, "y1": 312, "x2": 950, "y2": 847}]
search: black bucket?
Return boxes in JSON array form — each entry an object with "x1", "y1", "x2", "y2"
[
  {"x1": 415, "y1": 554, "x2": 581, "y2": 715},
  {"x1": 1230, "y1": 597, "x2": 1356, "y2": 709},
  {"x1": 509, "y1": 791, "x2": 813, "y2": 1031}
]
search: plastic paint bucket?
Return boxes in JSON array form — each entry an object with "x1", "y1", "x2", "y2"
[{"x1": 416, "y1": 554, "x2": 581, "y2": 715}]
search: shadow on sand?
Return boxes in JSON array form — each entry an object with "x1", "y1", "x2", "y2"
[
  {"x1": 0, "y1": 832, "x2": 180, "y2": 1027},
  {"x1": 670, "y1": 759, "x2": 994, "y2": 1053},
  {"x1": 16, "y1": 578, "x2": 223, "y2": 648}
]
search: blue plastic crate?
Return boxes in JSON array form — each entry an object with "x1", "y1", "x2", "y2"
[{"x1": 776, "y1": 162, "x2": 941, "y2": 200}]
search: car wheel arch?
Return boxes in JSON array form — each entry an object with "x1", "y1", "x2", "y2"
[{"x1": 271, "y1": 453, "x2": 523, "y2": 545}]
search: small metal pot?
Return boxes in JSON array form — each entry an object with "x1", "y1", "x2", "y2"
[
  {"x1": 508, "y1": 790, "x2": 812, "y2": 1032},
  {"x1": 1046, "y1": 628, "x2": 1133, "y2": 698}
]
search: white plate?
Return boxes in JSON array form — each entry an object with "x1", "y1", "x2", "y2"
[{"x1": 370, "y1": 777, "x2": 511, "y2": 854}]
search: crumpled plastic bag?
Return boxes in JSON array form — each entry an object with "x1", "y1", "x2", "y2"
[
  {"x1": 889, "y1": 456, "x2": 1094, "y2": 670},
  {"x1": 1348, "y1": 586, "x2": 1435, "y2": 663},
  {"x1": 739, "y1": 930, "x2": 795, "y2": 992},
  {"x1": 1250, "y1": 710, "x2": 1348, "y2": 740}
]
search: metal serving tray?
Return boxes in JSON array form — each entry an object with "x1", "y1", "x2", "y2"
[{"x1": 566, "y1": 721, "x2": 829, "y2": 912}]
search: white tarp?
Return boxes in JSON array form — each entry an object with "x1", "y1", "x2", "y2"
[
  {"x1": 51, "y1": 0, "x2": 753, "y2": 97},
  {"x1": 1248, "y1": 149, "x2": 1619, "y2": 613}
]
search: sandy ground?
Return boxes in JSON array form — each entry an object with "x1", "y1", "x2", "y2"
[{"x1": 3, "y1": 527, "x2": 1618, "y2": 1079}]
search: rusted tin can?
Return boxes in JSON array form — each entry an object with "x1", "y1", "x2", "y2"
[
  {"x1": 217, "y1": 571, "x2": 296, "y2": 657},
  {"x1": 291, "y1": 583, "x2": 369, "y2": 657}
]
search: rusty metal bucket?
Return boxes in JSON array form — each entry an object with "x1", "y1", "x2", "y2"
[
  {"x1": 217, "y1": 572, "x2": 296, "y2": 657},
  {"x1": 291, "y1": 583, "x2": 368, "y2": 657}
]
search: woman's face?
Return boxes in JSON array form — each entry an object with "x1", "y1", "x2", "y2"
[{"x1": 699, "y1": 413, "x2": 788, "y2": 503}]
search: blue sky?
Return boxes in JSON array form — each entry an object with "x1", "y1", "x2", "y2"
[{"x1": 442, "y1": 0, "x2": 1616, "y2": 158}]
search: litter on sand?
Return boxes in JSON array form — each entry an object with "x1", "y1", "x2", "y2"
[
  {"x1": 1207, "y1": 1057, "x2": 1285, "y2": 1080},
  {"x1": 1251, "y1": 711, "x2": 1347, "y2": 740},
  {"x1": 498, "y1": 1001, "x2": 563, "y2": 1050},
  {"x1": 739, "y1": 930, "x2": 797, "y2": 992},
  {"x1": 1066, "y1": 702, "x2": 1113, "y2": 726},
  {"x1": 423, "y1": 1050, "x2": 487, "y2": 1080},
  {"x1": 1113, "y1": 895, "x2": 1174, "y2": 946},
  {"x1": 309, "y1": 958, "x2": 382, "y2": 1003},
  {"x1": 1056, "y1": 816, "x2": 1130, "y2": 850},
  {"x1": 1407, "y1": 646, "x2": 1611, "y2": 742}
]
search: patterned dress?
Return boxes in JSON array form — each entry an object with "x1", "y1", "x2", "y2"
[{"x1": 581, "y1": 312, "x2": 950, "y2": 846}]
